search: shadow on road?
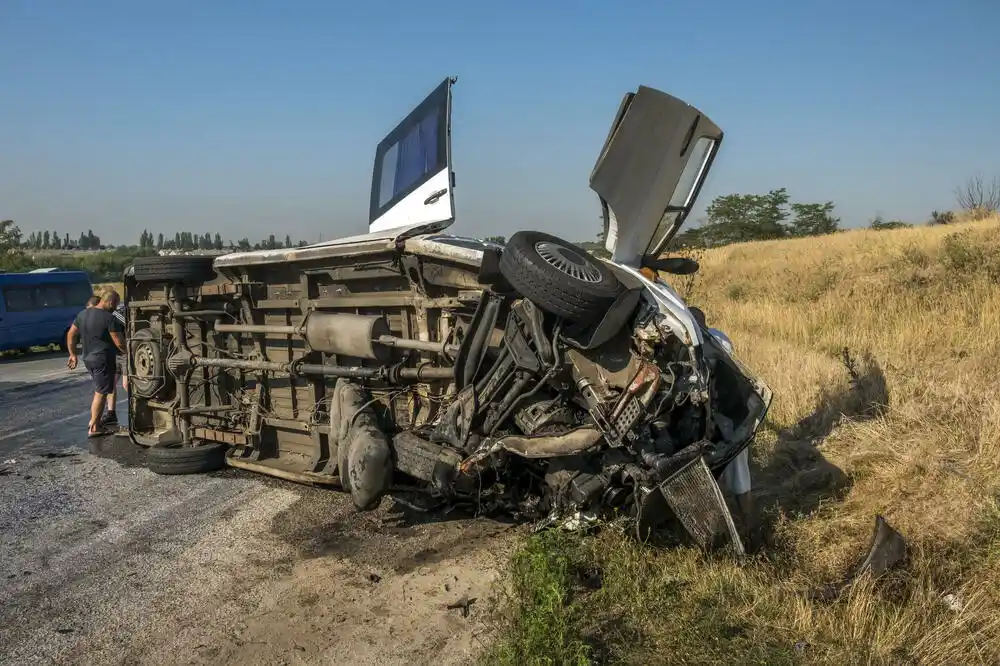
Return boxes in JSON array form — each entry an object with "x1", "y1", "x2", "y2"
[{"x1": 86, "y1": 435, "x2": 147, "y2": 468}]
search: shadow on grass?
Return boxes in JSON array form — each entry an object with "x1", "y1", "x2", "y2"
[{"x1": 751, "y1": 348, "x2": 890, "y2": 555}]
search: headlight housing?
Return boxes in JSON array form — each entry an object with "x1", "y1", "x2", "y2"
[{"x1": 707, "y1": 327, "x2": 734, "y2": 355}]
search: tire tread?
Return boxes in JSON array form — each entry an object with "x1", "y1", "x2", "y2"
[
  {"x1": 498, "y1": 231, "x2": 621, "y2": 323},
  {"x1": 133, "y1": 256, "x2": 216, "y2": 283},
  {"x1": 147, "y1": 443, "x2": 227, "y2": 475}
]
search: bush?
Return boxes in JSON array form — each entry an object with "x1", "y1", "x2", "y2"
[
  {"x1": 929, "y1": 210, "x2": 956, "y2": 225},
  {"x1": 871, "y1": 215, "x2": 911, "y2": 230}
]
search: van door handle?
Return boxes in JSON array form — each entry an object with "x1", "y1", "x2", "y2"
[{"x1": 424, "y1": 189, "x2": 447, "y2": 205}]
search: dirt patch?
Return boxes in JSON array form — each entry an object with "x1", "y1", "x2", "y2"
[
  {"x1": 129, "y1": 479, "x2": 518, "y2": 666},
  {"x1": 190, "y1": 537, "x2": 511, "y2": 666},
  {"x1": 271, "y1": 486, "x2": 518, "y2": 573}
]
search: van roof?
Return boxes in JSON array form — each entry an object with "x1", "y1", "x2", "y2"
[{"x1": 0, "y1": 270, "x2": 91, "y2": 284}]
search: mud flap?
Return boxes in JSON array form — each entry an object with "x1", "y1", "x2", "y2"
[
  {"x1": 331, "y1": 380, "x2": 393, "y2": 512},
  {"x1": 651, "y1": 455, "x2": 745, "y2": 557}
]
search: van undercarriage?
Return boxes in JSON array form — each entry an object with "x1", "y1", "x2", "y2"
[{"x1": 124, "y1": 226, "x2": 769, "y2": 552}]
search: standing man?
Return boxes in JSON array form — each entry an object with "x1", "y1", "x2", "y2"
[
  {"x1": 82, "y1": 293, "x2": 122, "y2": 426},
  {"x1": 66, "y1": 289, "x2": 125, "y2": 437}
]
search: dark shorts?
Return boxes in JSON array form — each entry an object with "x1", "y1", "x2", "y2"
[{"x1": 84, "y1": 355, "x2": 117, "y2": 396}]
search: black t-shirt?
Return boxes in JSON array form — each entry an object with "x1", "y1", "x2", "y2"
[{"x1": 74, "y1": 307, "x2": 123, "y2": 362}]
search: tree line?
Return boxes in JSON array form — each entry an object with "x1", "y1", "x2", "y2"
[
  {"x1": 0, "y1": 222, "x2": 153, "y2": 280},
  {"x1": 137, "y1": 230, "x2": 310, "y2": 252},
  {"x1": 670, "y1": 188, "x2": 838, "y2": 248},
  {"x1": 21, "y1": 229, "x2": 105, "y2": 250},
  {"x1": 667, "y1": 175, "x2": 999, "y2": 249},
  {"x1": 10, "y1": 225, "x2": 313, "y2": 254},
  {"x1": 0, "y1": 220, "x2": 314, "y2": 281}
]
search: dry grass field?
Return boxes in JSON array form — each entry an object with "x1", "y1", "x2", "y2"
[{"x1": 483, "y1": 215, "x2": 1000, "y2": 665}]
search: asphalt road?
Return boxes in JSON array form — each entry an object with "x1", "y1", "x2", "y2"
[
  {"x1": 0, "y1": 352, "x2": 504, "y2": 666},
  {"x1": 0, "y1": 353, "x2": 319, "y2": 665},
  {"x1": 0, "y1": 353, "x2": 113, "y2": 457}
]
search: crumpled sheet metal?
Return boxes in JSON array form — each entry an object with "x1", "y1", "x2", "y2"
[{"x1": 809, "y1": 514, "x2": 907, "y2": 601}]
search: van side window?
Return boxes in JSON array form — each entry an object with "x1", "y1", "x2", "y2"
[
  {"x1": 377, "y1": 111, "x2": 442, "y2": 208},
  {"x1": 2, "y1": 287, "x2": 37, "y2": 312},
  {"x1": 38, "y1": 286, "x2": 67, "y2": 308},
  {"x1": 71, "y1": 283, "x2": 95, "y2": 305}
]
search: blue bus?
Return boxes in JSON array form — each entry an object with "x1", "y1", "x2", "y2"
[{"x1": 0, "y1": 270, "x2": 94, "y2": 353}]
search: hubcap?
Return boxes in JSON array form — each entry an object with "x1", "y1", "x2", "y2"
[{"x1": 534, "y1": 242, "x2": 603, "y2": 284}]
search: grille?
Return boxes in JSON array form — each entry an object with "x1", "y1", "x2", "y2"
[{"x1": 658, "y1": 455, "x2": 745, "y2": 557}]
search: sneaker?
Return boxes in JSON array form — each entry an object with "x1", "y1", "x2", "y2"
[{"x1": 101, "y1": 411, "x2": 119, "y2": 427}]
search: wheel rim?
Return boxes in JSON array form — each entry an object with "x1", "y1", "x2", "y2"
[
  {"x1": 130, "y1": 334, "x2": 166, "y2": 398},
  {"x1": 534, "y1": 242, "x2": 604, "y2": 284},
  {"x1": 134, "y1": 343, "x2": 156, "y2": 378}
]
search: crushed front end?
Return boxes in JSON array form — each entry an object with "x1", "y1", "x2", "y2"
[{"x1": 399, "y1": 251, "x2": 772, "y2": 553}]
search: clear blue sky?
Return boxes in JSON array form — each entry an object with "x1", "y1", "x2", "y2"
[{"x1": 2, "y1": 0, "x2": 998, "y2": 246}]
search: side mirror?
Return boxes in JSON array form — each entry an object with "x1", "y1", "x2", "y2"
[{"x1": 648, "y1": 256, "x2": 699, "y2": 275}]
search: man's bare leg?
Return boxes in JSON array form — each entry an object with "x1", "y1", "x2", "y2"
[{"x1": 89, "y1": 392, "x2": 105, "y2": 434}]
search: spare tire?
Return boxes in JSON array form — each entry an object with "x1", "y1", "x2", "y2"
[
  {"x1": 147, "y1": 442, "x2": 227, "y2": 475},
  {"x1": 499, "y1": 231, "x2": 621, "y2": 324},
  {"x1": 133, "y1": 256, "x2": 216, "y2": 284}
]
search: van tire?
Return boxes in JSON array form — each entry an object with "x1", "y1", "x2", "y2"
[
  {"x1": 499, "y1": 230, "x2": 621, "y2": 324},
  {"x1": 133, "y1": 256, "x2": 216, "y2": 284},
  {"x1": 147, "y1": 442, "x2": 227, "y2": 475}
]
